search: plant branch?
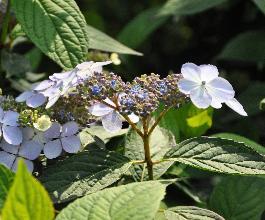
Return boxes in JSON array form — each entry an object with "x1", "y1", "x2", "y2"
[{"x1": 148, "y1": 106, "x2": 172, "y2": 136}]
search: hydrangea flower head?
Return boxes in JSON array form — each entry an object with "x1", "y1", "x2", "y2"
[
  {"x1": 0, "y1": 107, "x2": 22, "y2": 145},
  {"x1": 178, "y1": 63, "x2": 247, "y2": 116},
  {"x1": 43, "y1": 121, "x2": 81, "y2": 159}
]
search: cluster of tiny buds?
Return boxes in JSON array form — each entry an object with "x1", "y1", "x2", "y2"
[
  {"x1": 77, "y1": 71, "x2": 189, "y2": 118},
  {"x1": 77, "y1": 71, "x2": 126, "y2": 103}
]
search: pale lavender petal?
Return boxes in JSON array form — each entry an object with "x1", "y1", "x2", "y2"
[
  {"x1": 45, "y1": 94, "x2": 60, "y2": 109},
  {"x1": 61, "y1": 121, "x2": 79, "y2": 137},
  {"x1": 26, "y1": 93, "x2": 46, "y2": 108},
  {"x1": 190, "y1": 86, "x2": 212, "y2": 109},
  {"x1": 33, "y1": 80, "x2": 54, "y2": 91},
  {"x1": 0, "y1": 107, "x2": 4, "y2": 121},
  {"x1": 206, "y1": 77, "x2": 235, "y2": 103},
  {"x1": 33, "y1": 131, "x2": 48, "y2": 144},
  {"x1": 0, "y1": 151, "x2": 15, "y2": 169},
  {"x1": 89, "y1": 103, "x2": 113, "y2": 117},
  {"x1": 22, "y1": 127, "x2": 34, "y2": 141},
  {"x1": 0, "y1": 140, "x2": 19, "y2": 154},
  {"x1": 2, "y1": 111, "x2": 19, "y2": 126},
  {"x1": 15, "y1": 91, "x2": 33, "y2": 102},
  {"x1": 128, "y1": 113, "x2": 139, "y2": 123},
  {"x1": 43, "y1": 139, "x2": 62, "y2": 159},
  {"x1": 225, "y1": 98, "x2": 248, "y2": 116},
  {"x1": 181, "y1": 63, "x2": 201, "y2": 82},
  {"x1": 199, "y1": 64, "x2": 219, "y2": 82},
  {"x1": 19, "y1": 140, "x2": 43, "y2": 160},
  {"x1": 50, "y1": 71, "x2": 73, "y2": 80},
  {"x1": 3, "y1": 125, "x2": 22, "y2": 145},
  {"x1": 61, "y1": 136, "x2": 81, "y2": 153},
  {"x1": 178, "y1": 79, "x2": 200, "y2": 94},
  {"x1": 44, "y1": 122, "x2": 61, "y2": 139},
  {"x1": 102, "y1": 111, "x2": 122, "y2": 133},
  {"x1": 12, "y1": 158, "x2": 33, "y2": 173}
]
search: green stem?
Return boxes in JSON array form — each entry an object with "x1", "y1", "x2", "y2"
[
  {"x1": 148, "y1": 106, "x2": 172, "y2": 136},
  {"x1": 143, "y1": 118, "x2": 153, "y2": 180},
  {"x1": 1, "y1": 1, "x2": 11, "y2": 44}
]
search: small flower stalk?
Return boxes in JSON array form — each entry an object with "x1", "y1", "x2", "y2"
[{"x1": 0, "y1": 61, "x2": 247, "y2": 177}]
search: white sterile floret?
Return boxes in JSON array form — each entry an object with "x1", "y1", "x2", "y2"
[
  {"x1": 15, "y1": 61, "x2": 112, "y2": 109},
  {"x1": 178, "y1": 63, "x2": 247, "y2": 116},
  {"x1": 89, "y1": 98, "x2": 139, "y2": 133}
]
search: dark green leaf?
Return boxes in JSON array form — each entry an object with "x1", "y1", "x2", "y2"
[
  {"x1": 40, "y1": 147, "x2": 132, "y2": 203},
  {"x1": 212, "y1": 133, "x2": 265, "y2": 154},
  {"x1": 218, "y1": 31, "x2": 265, "y2": 63},
  {"x1": 1, "y1": 50, "x2": 31, "y2": 77},
  {"x1": 165, "y1": 136, "x2": 265, "y2": 175},
  {"x1": 87, "y1": 25, "x2": 142, "y2": 55},
  {"x1": 253, "y1": 0, "x2": 265, "y2": 15},
  {"x1": 158, "y1": 0, "x2": 227, "y2": 16},
  {"x1": 0, "y1": 165, "x2": 14, "y2": 210},
  {"x1": 209, "y1": 176, "x2": 265, "y2": 220},
  {"x1": 118, "y1": 7, "x2": 168, "y2": 49}
]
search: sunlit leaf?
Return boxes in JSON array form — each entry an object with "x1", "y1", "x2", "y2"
[
  {"x1": 12, "y1": 0, "x2": 88, "y2": 70},
  {"x1": 56, "y1": 181, "x2": 166, "y2": 220},
  {"x1": 164, "y1": 206, "x2": 225, "y2": 220},
  {"x1": 2, "y1": 160, "x2": 54, "y2": 220},
  {"x1": 40, "y1": 147, "x2": 132, "y2": 203},
  {"x1": 165, "y1": 136, "x2": 265, "y2": 175}
]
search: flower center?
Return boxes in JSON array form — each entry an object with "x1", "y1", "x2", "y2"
[{"x1": 201, "y1": 81, "x2": 206, "y2": 86}]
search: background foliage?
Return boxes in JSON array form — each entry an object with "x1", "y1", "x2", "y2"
[{"x1": 1, "y1": 0, "x2": 265, "y2": 219}]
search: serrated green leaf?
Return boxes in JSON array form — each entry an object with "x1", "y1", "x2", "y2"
[
  {"x1": 158, "y1": 0, "x2": 227, "y2": 16},
  {"x1": 40, "y1": 147, "x2": 132, "y2": 203},
  {"x1": 11, "y1": 0, "x2": 88, "y2": 70},
  {"x1": 212, "y1": 133, "x2": 265, "y2": 154},
  {"x1": 87, "y1": 25, "x2": 142, "y2": 56},
  {"x1": 56, "y1": 181, "x2": 166, "y2": 220},
  {"x1": 209, "y1": 176, "x2": 265, "y2": 220},
  {"x1": 164, "y1": 206, "x2": 225, "y2": 220},
  {"x1": 253, "y1": 0, "x2": 265, "y2": 15},
  {"x1": 2, "y1": 160, "x2": 54, "y2": 220},
  {"x1": 118, "y1": 7, "x2": 168, "y2": 49},
  {"x1": 218, "y1": 31, "x2": 265, "y2": 63},
  {"x1": 125, "y1": 125, "x2": 175, "y2": 180},
  {"x1": 0, "y1": 165, "x2": 14, "y2": 210},
  {"x1": 165, "y1": 136, "x2": 265, "y2": 175}
]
